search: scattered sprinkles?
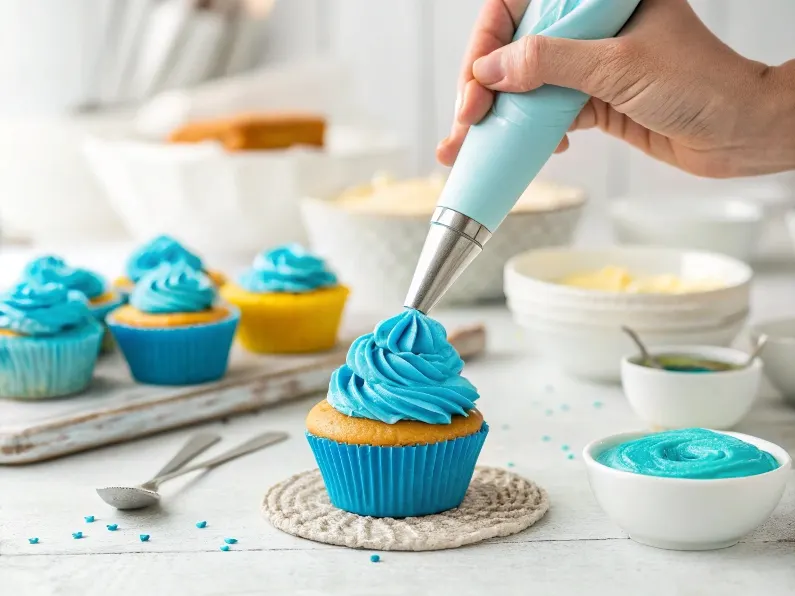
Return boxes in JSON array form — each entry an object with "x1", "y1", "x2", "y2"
[
  {"x1": 560, "y1": 404, "x2": 570, "y2": 412},
  {"x1": 28, "y1": 538, "x2": 39, "y2": 544},
  {"x1": 139, "y1": 534, "x2": 150, "y2": 542},
  {"x1": 224, "y1": 538, "x2": 238, "y2": 544},
  {"x1": 593, "y1": 401, "x2": 603, "y2": 408},
  {"x1": 220, "y1": 545, "x2": 230, "y2": 552},
  {"x1": 72, "y1": 532, "x2": 83, "y2": 540},
  {"x1": 561, "y1": 445, "x2": 570, "y2": 452},
  {"x1": 196, "y1": 521, "x2": 208, "y2": 529},
  {"x1": 106, "y1": 524, "x2": 118, "y2": 531},
  {"x1": 567, "y1": 454, "x2": 575, "y2": 460},
  {"x1": 541, "y1": 435, "x2": 551, "y2": 442},
  {"x1": 507, "y1": 461, "x2": 515, "y2": 468},
  {"x1": 84, "y1": 515, "x2": 95, "y2": 523},
  {"x1": 370, "y1": 554, "x2": 381, "y2": 563}
]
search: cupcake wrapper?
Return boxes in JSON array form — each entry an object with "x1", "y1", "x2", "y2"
[
  {"x1": 0, "y1": 322, "x2": 103, "y2": 400},
  {"x1": 307, "y1": 423, "x2": 489, "y2": 518},
  {"x1": 108, "y1": 310, "x2": 239, "y2": 386}
]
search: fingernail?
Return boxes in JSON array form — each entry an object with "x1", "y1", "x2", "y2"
[{"x1": 473, "y1": 52, "x2": 505, "y2": 85}]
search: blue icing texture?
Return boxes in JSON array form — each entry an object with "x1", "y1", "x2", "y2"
[
  {"x1": 327, "y1": 309, "x2": 479, "y2": 424},
  {"x1": 597, "y1": 428, "x2": 780, "y2": 479},
  {"x1": 23, "y1": 256, "x2": 106, "y2": 300},
  {"x1": 126, "y1": 235, "x2": 204, "y2": 282},
  {"x1": 238, "y1": 244, "x2": 337, "y2": 293},
  {"x1": 131, "y1": 262, "x2": 216, "y2": 314},
  {"x1": 0, "y1": 282, "x2": 94, "y2": 336}
]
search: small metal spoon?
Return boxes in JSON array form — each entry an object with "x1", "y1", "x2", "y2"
[
  {"x1": 96, "y1": 431, "x2": 288, "y2": 510},
  {"x1": 621, "y1": 326, "x2": 663, "y2": 369},
  {"x1": 744, "y1": 334, "x2": 768, "y2": 368}
]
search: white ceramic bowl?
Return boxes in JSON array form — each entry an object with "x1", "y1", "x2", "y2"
[
  {"x1": 610, "y1": 197, "x2": 765, "y2": 261},
  {"x1": 621, "y1": 346, "x2": 762, "y2": 430},
  {"x1": 584, "y1": 430, "x2": 791, "y2": 550},
  {"x1": 83, "y1": 126, "x2": 408, "y2": 262},
  {"x1": 750, "y1": 318, "x2": 795, "y2": 406},
  {"x1": 301, "y1": 188, "x2": 585, "y2": 312}
]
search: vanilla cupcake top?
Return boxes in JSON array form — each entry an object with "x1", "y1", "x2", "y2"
[
  {"x1": 333, "y1": 173, "x2": 585, "y2": 216},
  {"x1": 0, "y1": 282, "x2": 94, "y2": 337},
  {"x1": 126, "y1": 235, "x2": 204, "y2": 283},
  {"x1": 238, "y1": 244, "x2": 338, "y2": 293},
  {"x1": 131, "y1": 262, "x2": 216, "y2": 314},
  {"x1": 22, "y1": 255, "x2": 106, "y2": 301},
  {"x1": 327, "y1": 309, "x2": 479, "y2": 425}
]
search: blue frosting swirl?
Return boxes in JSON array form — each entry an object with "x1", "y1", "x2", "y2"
[
  {"x1": 238, "y1": 244, "x2": 337, "y2": 293},
  {"x1": 597, "y1": 428, "x2": 780, "y2": 479},
  {"x1": 126, "y1": 235, "x2": 204, "y2": 282},
  {"x1": 22, "y1": 255, "x2": 106, "y2": 300},
  {"x1": 130, "y1": 262, "x2": 216, "y2": 314},
  {"x1": 327, "y1": 309, "x2": 479, "y2": 424},
  {"x1": 0, "y1": 282, "x2": 94, "y2": 337}
]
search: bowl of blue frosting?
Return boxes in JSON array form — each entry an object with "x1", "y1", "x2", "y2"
[{"x1": 583, "y1": 428, "x2": 790, "y2": 551}]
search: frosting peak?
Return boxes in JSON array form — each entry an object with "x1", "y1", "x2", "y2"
[
  {"x1": 0, "y1": 282, "x2": 94, "y2": 336},
  {"x1": 126, "y1": 235, "x2": 204, "y2": 282},
  {"x1": 327, "y1": 309, "x2": 479, "y2": 424},
  {"x1": 238, "y1": 244, "x2": 337, "y2": 293},
  {"x1": 23, "y1": 256, "x2": 106, "y2": 300},
  {"x1": 131, "y1": 262, "x2": 216, "y2": 314}
]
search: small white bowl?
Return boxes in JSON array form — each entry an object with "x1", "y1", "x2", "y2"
[
  {"x1": 584, "y1": 430, "x2": 791, "y2": 551},
  {"x1": 621, "y1": 346, "x2": 762, "y2": 430},
  {"x1": 610, "y1": 197, "x2": 765, "y2": 262},
  {"x1": 751, "y1": 318, "x2": 795, "y2": 406}
]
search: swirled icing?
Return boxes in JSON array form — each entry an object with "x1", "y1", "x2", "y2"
[
  {"x1": 23, "y1": 256, "x2": 106, "y2": 300},
  {"x1": 327, "y1": 309, "x2": 479, "y2": 424},
  {"x1": 126, "y1": 235, "x2": 204, "y2": 282},
  {"x1": 238, "y1": 244, "x2": 337, "y2": 293},
  {"x1": 130, "y1": 262, "x2": 216, "y2": 314},
  {"x1": 596, "y1": 428, "x2": 779, "y2": 479},
  {"x1": 0, "y1": 282, "x2": 94, "y2": 336}
]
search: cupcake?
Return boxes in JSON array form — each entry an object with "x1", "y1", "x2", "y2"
[
  {"x1": 220, "y1": 244, "x2": 349, "y2": 354},
  {"x1": 107, "y1": 261, "x2": 239, "y2": 385},
  {"x1": 114, "y1": 235, "x2": 226, "y2": 294},
  {"x1": 0, "y1": 281, "x2": 103, "y2": 399},
  {"x1": 23, "y1": 255, "x2": 125, "y2": 351},
  {"x1": 305, "y1": 309, "x2": 488, "y2": 517}
]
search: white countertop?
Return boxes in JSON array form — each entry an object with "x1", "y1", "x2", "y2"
[{"x1": 1, "y1": 242, "x2": 794, "y2": 596}]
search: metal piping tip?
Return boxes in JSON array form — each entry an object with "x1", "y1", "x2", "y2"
[{"x1": 404, "y1": 207, "x2": 492, "y2": 314}]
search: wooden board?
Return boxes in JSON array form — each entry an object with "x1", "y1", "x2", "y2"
[{"x1": 0, "y1": 324, "x2": 486, "y2": 465}]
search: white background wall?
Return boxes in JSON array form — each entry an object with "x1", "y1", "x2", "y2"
[{"x1": 261, "y1": 0, "x2": 795, "y2": 202}]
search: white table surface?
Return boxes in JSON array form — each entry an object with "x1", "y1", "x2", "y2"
[{"x1": 1, "y1": 243, "x2": 794, "y2": 596}]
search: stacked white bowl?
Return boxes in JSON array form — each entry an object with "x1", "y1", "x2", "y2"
[{"x1": 504, "y1": 247, "x2": 753, "y2": 381}]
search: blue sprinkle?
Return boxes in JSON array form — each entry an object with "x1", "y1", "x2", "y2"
[
  {"x1": 84, "y1": 515, "x2": 95, "y2": 523},
  {"x1": 28, "y1": 537, "x2": 39, "y2": 544},
  {"x1": 567, "y1": 454, "x2": 575, "y2": 460},
  {"x1": 370, "y1": 554, "x2": 380, "y2": 563},
  {"x1": 224, "y1": 538, "x2": 238, "y2": 544},
  {"x1": 541, "y1": 435, "x2": 551, "y2": 442},
  {"x1": 561, "y1": 445, "x2": 570, "y2": 451},
  {"x1": 220, "y1": 545, "x2": 230, "y2": 552},
  {"x1": 196, "y1": 521, "x2": 207, "y2": 529},
  {"x1": 507, "y1": 461, "x2": 515, "y2": 468},
  {"x1": 545, "y1": 409, "x2": 553, "y2": 416},
  {"x1": 139, "y1": 534, "x2": 150, "y2": 542},
  {"x1": 593, "y1": 401, "x2": 603, "y2": 408},
  {"x1": 560, "y1": 404, "x2": 570, "y2": 411},
  {"x1": 106, "y1": 524, "x2": 118, "y2": 531},
  {"x1": 72, "y1": 532, "x2": 83, "y2": 540}
]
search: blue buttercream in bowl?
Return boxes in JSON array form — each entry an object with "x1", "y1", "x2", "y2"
[
  {"x1": 327, "y1": 309, "x2": 480, "y2": 424},
  {"x1": 23, "y1": 256, "x2": 106, "y2": 300},
  {"x1": 131, "y1": 262, "x2": 216, "y2": 314},
  {"x1": 0, "y1": 282, "x2": 94, "y2": 337},
  {"x1": 126, "y1": 235, "x2": 204, "y2": 283},
  {"x1": 238, "y1": 244, "x2": 337, "y2": 293}
]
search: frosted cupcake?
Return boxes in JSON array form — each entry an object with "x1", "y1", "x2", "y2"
[
  {"x1": 0, "y1": 282, "x2": 103, "y2": 399},
  {"x1": 306, "y1": 309, "x2": 488, "y2": 517},
  {"x1": 220, "y1": 244, "x2": 349, "y2": 354},
  {"x1": 114, "y1": 235, "x2": 226, "y2": 294},
  {"x1": 107, "y1": 261, "x2": 239, "y2": 385}
]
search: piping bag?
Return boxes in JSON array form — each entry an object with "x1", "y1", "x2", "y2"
[{"x1": 404, "y1": 0, "x2": 641, "y2": 313}]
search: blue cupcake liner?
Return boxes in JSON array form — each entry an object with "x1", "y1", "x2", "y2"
[
  {"x1": 0, "y1": 321, "x2": 103, "y2": 400},
  {"x1": 107, "y1": 309, "x2": 239, "y2": 386},
  {"x1": 89, "y1": 293, "x2": 126, "y2": 354},
  {"x1": 307, "y1": 422, "x2": 489, "y2": 518}
]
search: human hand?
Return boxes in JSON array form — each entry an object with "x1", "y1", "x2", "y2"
[{"x1": 437, "y1": 0, "x2": 795, "y2": 178}]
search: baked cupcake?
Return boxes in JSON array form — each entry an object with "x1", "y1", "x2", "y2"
[
  {"x1": 23, "y1": 255, "x2": 125, "y2": 352},
  {"x1": 220, "y1": 244, "x2": 349, "y2": 354},
  {"x1": 0, "y1": 281, "x2": 103, "y2": 399},
  {"x1": 306, "y1": 309, "x2": 488, "y2": 517},
  {"x1": 114, "y1": 235, "x2": 226, "y2": 294},
  {"x1": 107, "y1": 261, "x2": 239, "y2": 385}
]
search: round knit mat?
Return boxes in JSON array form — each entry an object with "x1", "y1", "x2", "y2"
[{"x1": 262, "y1": 466, "x2": 550, "y2": 551}]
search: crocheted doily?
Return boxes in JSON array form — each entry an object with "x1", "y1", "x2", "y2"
[{"x1": 262, "y1": 466, "x2": 550, "y2": 551}]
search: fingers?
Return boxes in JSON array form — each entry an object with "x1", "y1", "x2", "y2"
[
  {"x1": 437, "y1": 120, "x2": 470, "y2": 166},
  {"x1": 554, "y1": 135, "x2": 570, "y2": 154},
  {"x1": 458, "y1": 79, "x2": 494, "y2": 126}
]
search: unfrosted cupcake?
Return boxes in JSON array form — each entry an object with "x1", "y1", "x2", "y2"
[
  {"x1": 107, "y1": 261, "x2": 239, "y2": 385},
  {"x1": 114, "y1": 235, "x2": 226, "y2": 294},
  {"x1": 306, "y1": 309, "x2": 488, "y2": 517},
  {"x1": 0, "y1": 281, "x2": 103, "y2": 399},
  {"x1": 220, "y1": 244, "x2": 349, "y2": 354}
]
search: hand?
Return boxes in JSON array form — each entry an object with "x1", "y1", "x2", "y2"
[{"x1": 437, "y1": 0, "x2": 795, "y2": 178}]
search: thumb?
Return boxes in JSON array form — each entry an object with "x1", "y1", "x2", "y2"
[{"x1": 472, "y1": 34, "x2": 628, "y2": 101}]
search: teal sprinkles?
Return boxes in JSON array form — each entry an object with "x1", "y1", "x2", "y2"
[
  {"x1": 106, "y1": 524, "x2": 118, "y2": 531},
  {"x1": 72, "y1": 532, "x2": 83, "y2": 539},
  {"x1": 139, "y1": 534, "x2": 150, "y2": 542},
  {"x1": 196, "y1": 521, "x2": 208, "y2": 529},
  {"x1": 84, "y1": 515, "x2": 95, "y2": 523},
  {"x1": 28, "y1": 537, "x2": 39, "y2": 544},
  {"x1": 220, "y1": 545, "x2": 230, "y2": 552},
  {"x1": 370, "y1": 554, "x2": 380, "y2": 563},
  {"x1": 224, "y1": 538, "x2": 238, "y2": 544}
]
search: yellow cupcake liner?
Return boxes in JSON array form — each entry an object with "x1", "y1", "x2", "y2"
[{"x1": 220, "y1": 284, "x2": 349, "y2": 354}]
